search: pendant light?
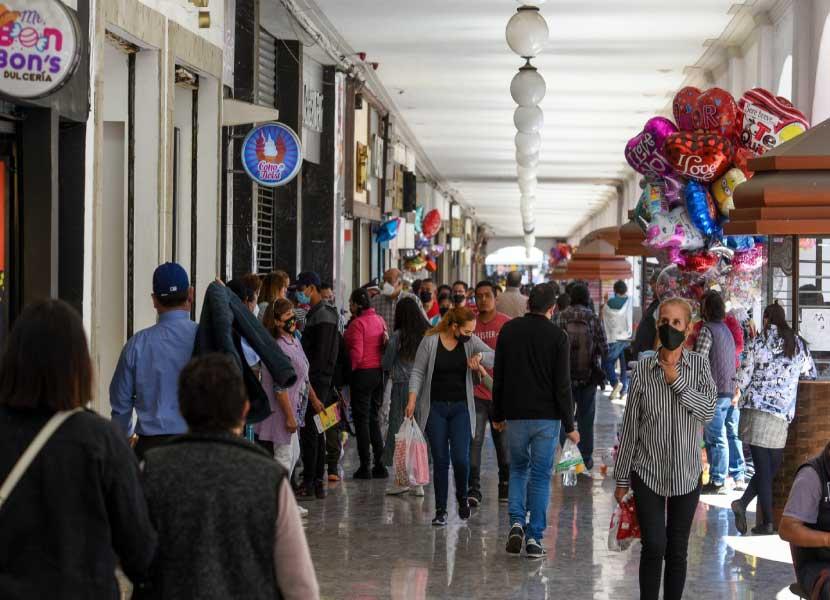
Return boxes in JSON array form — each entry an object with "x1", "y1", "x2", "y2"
[
  {"x1": 505, "y1": 6, "x2": 549, "y2": 58},
  {"x1": 510, "y1": 63, "x2": 546, "y2": 107}
]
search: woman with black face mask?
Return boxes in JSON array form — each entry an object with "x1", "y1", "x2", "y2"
[
  {"x1": 613, "y1": 298, "x2": 717, "y2": 600},
  {"x1": 405, "y1": 306, "x2": 494, "y2": 526}
]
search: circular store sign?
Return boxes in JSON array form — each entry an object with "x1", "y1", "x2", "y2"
[
  {"x1": 241, "y1": 122, "x2": 303, "y2": 187},
  {"x1": 0, "y1": 0, "x2": 81, "y2": 99}
]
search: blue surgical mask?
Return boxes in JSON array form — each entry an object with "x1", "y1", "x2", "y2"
[{"x1": 296, "y1": 291, "x2": 310, "y2": 305}]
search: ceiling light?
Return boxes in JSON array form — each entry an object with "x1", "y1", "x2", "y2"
[
  {"x1": 516, "y1": 151, "x2": 539, "y2": 168},
  {"x1": 505, "y1": 6, "x2": 549, "y2": 58},
  {"x1": 510, "y1": 63, "x2": 546, "y2": 106},
  {"x1": 517, "y1": 165, "x2": 537, "y2": 181},
  {"x1": 515, "y1": 131, "x2": 541, "y2": 155},
  {"x1": 518, "y1": 178, "x2": 537, "y2": 195},
  {"x1": 513, "y1": 105, "x2": 544, "y2": 133}
]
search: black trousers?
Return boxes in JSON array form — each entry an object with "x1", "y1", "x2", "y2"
[
  {"x1": 300, "y1": 400, "x2": 325, "y2": 486},
  {"x1": 134, "y1": 434, "x2": 176, "y2": 462},
  {"x1": 631, "y1": 471, "x2": 701, "y2": 600},
  {"x1": 739, "y1": 445, "x2": 784, "y2": 525},
  {"x1": 350, "y1": 368, "x2": 384, "y2": 468}
]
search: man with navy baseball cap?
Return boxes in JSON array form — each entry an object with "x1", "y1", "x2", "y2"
[{"x1": 110, "y1": 262, "x2": 198, "y2": 459}]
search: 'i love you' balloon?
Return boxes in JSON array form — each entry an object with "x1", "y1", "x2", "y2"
[
  {"x1": 625, "y1": 117, "x2": 677, "y2": 178},
  {"x1": 663, "y1": 132, "x2": 734, "y2": 183}
]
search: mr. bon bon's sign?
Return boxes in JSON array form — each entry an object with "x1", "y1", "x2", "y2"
[
  {"x1": 0, "y1": 0, "x2": 81, "y2": 99},
  {"x1": 240, "y1": 122, "x2": 303, "y2": 187}
]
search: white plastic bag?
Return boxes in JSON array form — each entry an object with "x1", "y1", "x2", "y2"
[
  {"x1": 555, "y1": 439, "x2": 585, "y2": 486},
  {"x1": 393, "y1": 418, "x2": 430, "y2": 487}
]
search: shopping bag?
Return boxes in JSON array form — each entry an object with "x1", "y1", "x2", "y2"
[
  {"x1": 393, "y1": 418, "x2": 430, "y2": 487},
  {"x1": 608, "y1": 491, "x2": 641, "y2": 552},
  {"x1": 555, "y1": 438, "x2": 585, "y2": 486}
]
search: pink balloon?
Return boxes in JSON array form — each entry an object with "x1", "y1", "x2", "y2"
[{"x1": 625, "y1": 117, "x2": 678, "y2": 178}]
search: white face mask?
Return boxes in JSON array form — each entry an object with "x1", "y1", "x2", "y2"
[
  {"x1": 382, "y1": 282, "x2": 396, "y2": 296},
  {"x1": 253, "y1": 303, "x2": 260, "y2": 318}
]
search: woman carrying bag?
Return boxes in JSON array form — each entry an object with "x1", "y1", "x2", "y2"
[{"x1": 405, "y1": 306, "x2": 494, "y2": 527}]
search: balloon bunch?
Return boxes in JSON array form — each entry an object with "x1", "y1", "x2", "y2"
[
  {"x1": 548, "y1": 243, "x2": 572, "y2": 270},
  {"x1": 403, "y1": 209, "x2": 445, "y2": 273},
  {"x1": 628, "y1": 85, "x2": 808, "y2": 311}
]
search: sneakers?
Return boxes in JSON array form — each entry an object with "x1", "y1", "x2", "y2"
[
  {"x1": 498, "y1": 481, "x2": 509, "y2": 503},
  {"x1": 701, "y1": 482, "x2": 724, "y2": 495},
  {"x1": 386, "y1": 485, "x2": 410, "y2": 496},
  {"x1": 297, "y1": 505, "x2": 309, "y2": 518},
  {"x1": 609, "y1": 382, "x2": 623, "y2": 400},
  {"x1": 432, "y1": 511, "x2": 448, "y2": 527},
  {"x1": 506, "y1": 523, "x2": 525, "y2": 555},
  {"x1": 458, "y1": 498, "x2": 471, "y2": 520},
  {"x1": 371, "y1": 464, "x2": 389, "y2": 479},
  {"x1": 353, "y1": 466, "x2": 372, "y2": 480},
  {"x1": 411, "y1": 485, "x2": 425, "y2": 497},
  {"x1": 732, "y1": 500, "x2": 747, "y2": 535},
  {"x1": 525, "y1": 538, "x2": 546, "y2": 559},
  {"x1": 733, "y1": 478, "x2": 748, "y2": 492},
  {"x1": 467, "y1": 489, "x2": 482, "y2": 508}
]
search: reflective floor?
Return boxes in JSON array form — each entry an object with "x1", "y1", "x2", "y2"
[{"x1": 303, "y1": 394, "x2": 794, "y2": 599}]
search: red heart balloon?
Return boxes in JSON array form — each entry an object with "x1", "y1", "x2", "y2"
[
  {"x1": 663, "y1": 132, "x2": 734, "y2": 183},
  {"x1": 738, "y1": 88, "x2": 809, "y2": 155},
  {"x1": 733, "y1": 147, "x2": 756, "y2": 179},
  {"x1": 672, "y1": 86, "x2": 701, "y2": 131},
  {"x1": 692, "y1": 87, "x2": 740, "y2": 141},
  {"x1": 421, "y1": 209, "x2": 442, "y2": 238}
]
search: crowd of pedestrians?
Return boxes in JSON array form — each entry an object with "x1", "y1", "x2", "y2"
[{"x1": 1, "y1": 259, "x2": 827, "y2": 599}]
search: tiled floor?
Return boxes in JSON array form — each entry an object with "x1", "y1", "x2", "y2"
[{"x1": 303, "y1": 393, "x2": 795, "y2": 599}]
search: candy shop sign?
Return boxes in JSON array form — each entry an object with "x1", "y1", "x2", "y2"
[
  {"x1": 0, "y1": 0, "x2": 81, "y2": 99},
  {"x1": 240, "y1": 122, "x2": 303, "y2": 187}
]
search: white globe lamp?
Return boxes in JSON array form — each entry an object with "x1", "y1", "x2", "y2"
[
  {"x1": 510, "y1": 64, "x2": 546, "y2": 106},
  {"x1": 505, "y1": 6, "x2": 549, "y2": 58},
  {"x1": 514, "y1": 105, "x2": 544, "y2": 133}
]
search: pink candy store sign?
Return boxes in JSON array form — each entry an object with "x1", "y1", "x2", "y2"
[{"x1": 0, "y1": 0, "x2": 81, "y2": 99}]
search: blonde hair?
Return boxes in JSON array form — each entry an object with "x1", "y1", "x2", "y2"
[
  {"x1": 260, "y1": 271, "x2": 289, "y2": 303},
  {"x1": 427, "y1": 306, "x2": 476, "y2": 336},
  {"x1": 659, "y1": 297, "x2": 693, "y2": 325}
]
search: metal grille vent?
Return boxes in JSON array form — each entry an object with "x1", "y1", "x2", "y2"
[
  {"x1": 257, "y1": 29, "x2": 277, "y2": 109},
  {"x1": 256, "y1": 186, "x2": 275, "y2": 274}
]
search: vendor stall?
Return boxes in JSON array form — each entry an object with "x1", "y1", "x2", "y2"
[{"x1": 562, "y1": 238, "x2": 633, "y2": 307}]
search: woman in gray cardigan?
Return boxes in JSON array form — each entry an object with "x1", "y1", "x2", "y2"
[{"x1": 405, "y1": 306, "x2": 494, "y2": 526}]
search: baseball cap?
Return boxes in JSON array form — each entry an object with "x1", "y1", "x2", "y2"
[
  {"x1": 153, "y1": 262, "x2": 189, "y2": 297},
  {"x1": 296, "y1": 271, "x2": 321, "y2": 289}
]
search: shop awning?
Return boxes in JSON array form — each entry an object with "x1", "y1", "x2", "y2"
[
  {"x1": 563, "y1": 238, "x2": 633, "y2": 281},
  {"x1": 222, "y1": 98, "x2": 280, "y2": 126},
  {"x1": 725, "y1": 118, "x2": 830, "y2": 235}
]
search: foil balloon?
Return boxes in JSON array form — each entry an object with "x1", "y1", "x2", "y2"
[
  {"x1": 727, "y1": 236, "x2": 755, "y2": 251},
  {"x1": 421, "y1": 209, "x2": 442, "y2": 238},
  {"x1": 691, "y1": 88, "x2": 741, "y2": 141},
  {"x1": 706, "y1": 239, "x2": 735, "y2": 261},
  {"x1": 414, "y1": 205, "x2": 425, "y2": 233},
  {"x1": 678, "y1": 250, "x2": 720, "y2": 274},
  {"x1": 672, "y1": 86, "x2": 701, "y2": 131},
  {"x1": 633, "y1": 194, "x2": 651, "y2": 233},
  {"x1": 643, "y1": 180, "x2": 667, "y2": 218},
  {"x1": 664, "y1": 132, "x2": 734, "y2": 183},
  {"x1": 684, "y1": 181, "x2": 721, "y2": 237},
  {"x1": 738, "y1": 88, "x2": 809, "y2": 155},
  {"x1": 733, "y1": 147, "x2": 757, "y2": 179},
  {"x1": 732, "y1": 245, "x2": 765, "y2": 272},
  {"x1": 415, "y1": 235, "x2": 430, "y2": 250},
  {"x1": 430, "y1": 244, "x2": 445, "y2": 256},
  {"x1": 662, "y1": 173, "x2": 686, "y2": 206},
  {"x1": 712, "y1": 168, "x2": 747, "y2": 215},
  {"x1": 375, "y1": 218, "x2": 400, "y2": 243},
  {"x1": 425, "y1": 258, "x2": 437, "y2": 272},
  {"x1": 646, "y1": 207, "x2": 705, "y2": 250},
  {"x1": 624, "y1": 117, "x2": 677, "y2": 178}
]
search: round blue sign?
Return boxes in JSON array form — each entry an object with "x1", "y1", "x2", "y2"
[{"x1": 240, "y1": 122, "x2": 303, "y2": 187}]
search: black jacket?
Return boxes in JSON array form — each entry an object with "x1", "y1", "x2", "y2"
[
  {"x1": 0, "y1": 407, "x2": 157, "y2": 599},
  {"x1": 492, "y1": 313, "x2": 575, "y2": 432},
  {"x1": 631, "y1": 298, "x2": 660, "y2": 358},
  {"x1": 302, "y1": 301, "x2": 342, "y2": 404},
  {"x1": 194, "y1": 282, "x2": 297, "y2": 423}
]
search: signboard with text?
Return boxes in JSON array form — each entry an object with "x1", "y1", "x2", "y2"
[{"x1": 240, "y1": 122, "x2": 303, "y2": 188}]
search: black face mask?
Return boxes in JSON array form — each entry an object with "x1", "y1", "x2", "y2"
[
  {"x1": 439, "y1": 306, "x2": 449, "y2": 316},
  {"x1": 282, "y1": 317, "x2": 296, "y2": 334},
  {"x1": 658, "y1": 323, "x2": 686, "y2": 351},
  {"x1": 457, "y1": 333, "x2": 471, "y2": 344},
  {"x1": 453, "y1": 294, "x2": 466, "y2": 305},
  {"x1": 419, "y1": 290, "x2": 433, "y2": 303}
]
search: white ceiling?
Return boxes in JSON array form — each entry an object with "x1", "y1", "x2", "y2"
[{"x1": 311, "y1": 0, "x2": 738, "y2": 237}]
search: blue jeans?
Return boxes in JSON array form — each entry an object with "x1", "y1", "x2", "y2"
[
  {"x1": 559, "y1": 384, "x2": 597, "y2": 469},
  {"x1": 425, "y1": 401, "x2": 472, "y2": 512},
  {"x1": 604, "y1": 341, "x2": 629, "y2": 393},
  {"x1": 507, "y1": 419, "x2": 560, "y2": 541},
  {"x1": 704, "y1": 395, "x2": 746, "y2": 485}
]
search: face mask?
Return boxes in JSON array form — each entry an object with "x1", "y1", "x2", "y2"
[
  {"x1": 382, "y1": 282, "x2": 397, "y2": 296},
  {"x1": 419, "y1": 290, "x2": 433, "y2": 304},
  {"x1": 439, "y1": 306, "x2": 449, "y2": 316},
  {"x1": 452, "y1": 294, "x2": 466, "y2": 305},
  {"x1": 658, "y1": 323, "x2": 686, "y2": 351},
  {"x1": 253, "y1": 304, "x2": 260, "y2": 318},
  {"x1": 282, "y1": 317, "x2": 296, "y2": 333},
  {"x1": 456, "y1": 333, "x2": 472, "y2": 344},
  {"x1": 296, "y1": 291, "x2": 310, "y2": 305}
]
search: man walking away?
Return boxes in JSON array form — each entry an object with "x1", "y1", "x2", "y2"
[
  {"x1": 110, "y1": 262, "x2": 197, "y2": 460},
  {"x1": 496, "y1": 270, "x2": 528, "y2": 319},
  {"x1": 296, "y1": 272, "x2": 341, "y2": 500},
  {"x1": 602, "y1": 280, "x2": 633, "y2": 401},
  {"x1": 493, "y1": 284, "x2": 578, "y2": 559},
  {"x1": 554, "y1": 282, "x2": 608, "y2": 472},
  {"x1": 468, "y1": 281, "x2": 511, "y2": 506}
]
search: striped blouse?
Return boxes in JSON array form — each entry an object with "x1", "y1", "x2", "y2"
[{"x1": 614, "y1": 350, "x2": 717, "y2": 497}]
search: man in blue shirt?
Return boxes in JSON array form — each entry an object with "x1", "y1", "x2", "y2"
[{"x1": 110, "y1": 262, "x2": 198, "y2": 459}]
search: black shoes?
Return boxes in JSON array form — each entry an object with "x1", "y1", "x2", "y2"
[
  {"x1": 467, "y1": 489, "x2": 482, "y2": 508},
  {"x1": 314, "y1": 479, "x2": 326, "y2": 499},
  {"x1": 498, "y1": 481, "x2": 509, "y2": 503},
  {"x1": 731, "y1": 500, "x2": 747, "y2": 535},
  {"x1": 458, "y1": 498, "x2": 471, "y2": 520},
  {"x1": 353, "y1": 466, "x2": 372, "y2": 480},
  {"x1": 432, "y1": 511, "x2": 448, "y2": 527},
  {"x1": 525, "y1": 538, "x2": 546, "y2": 559},
  {"x1": 701, "y1": 482, "x2": 724, "y2": 495},
  {"x1": 506, "y1": 522, "x2": 525, "y2": 555},
  {"x1": 371, "y1": 464, "x2": 389, "y2": 479},
  {"x1": 752, "y1": 522, "x2": 776, "y2": 535}
]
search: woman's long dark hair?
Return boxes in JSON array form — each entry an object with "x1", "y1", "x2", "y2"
[
  {"x1": 764, "y1": 302, "x2": 799, "y2": 359},
  {"x1": 394, "y1": 297, "x2": 430, "y2": 361},
  {"x1": 350, "y1": 288, "x2": 371, "y2": 316}
]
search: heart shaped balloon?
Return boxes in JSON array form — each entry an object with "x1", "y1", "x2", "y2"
[
  {"x1": 738, "y1": 88, "x2": 809, "y2": 155},
  {"x1": 672, "y1": 86, "x2": 701, "y2": 131},
  {"x1": 624, "y1": 117, "x2": 677, "y2": 178},
  {"x1": 733, "y1": 147, "x2": 756, "y2": 179},
  {"x1": 712, "y1": 168, "x2": 747, "y2": 216},
  {"x1": 663, "y1": 132, "x2": 734, "y2": 182},
  {"x1": 421, "y1": 209, "x2": 442, "y2": 238},
  {"x1": 692, "y1": 87, "x2": 741, "y2": 141}
]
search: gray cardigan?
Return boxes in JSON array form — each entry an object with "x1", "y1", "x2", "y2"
[{"x1": 408, "y1": 333, "x2": 494, "y2": 437}]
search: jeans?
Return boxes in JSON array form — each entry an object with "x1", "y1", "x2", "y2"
[
  {"x1": 631, "y1": 471, "x2": 701, "y2": 600},
  {"x1": 468, "y1": 397, "x2": 510, "y2": 492},
  {"x1": 350, "y1": 368, "x2": 384, "y2": 468},
  {"x1": 559, "y1": 384, "x2": 597, "y2": 469},
  {"x1": 507, "y1": 419, "x2": 560, "y2": 541},
  {"x1": 425, "y1": 401, "x2": 472, "y2": 512},
  {"x1": 704, "y1": 395, "x2": 746, "y2": 485},
  {"x1": 604, "y1": 341, "x2": 629, "y2": 392},
  {"x1": 739, "y1": 445, "x2": 784, "y2": 526}
]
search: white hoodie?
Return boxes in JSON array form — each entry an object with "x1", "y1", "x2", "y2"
[{"x1": 602, "y1": 296, "x2": 633, "y2": 343}]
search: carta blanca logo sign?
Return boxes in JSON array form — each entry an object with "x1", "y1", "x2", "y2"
[
  {"x1": 0, "y1": 0, "x2": 81, "y2": 100},
  {"x1": 240, "y1": 123, "x2": 303, "y2": 188}
]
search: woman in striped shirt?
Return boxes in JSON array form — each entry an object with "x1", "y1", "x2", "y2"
[{"x1": 614, "y1": 297, "x2": 717, "y2": 600}]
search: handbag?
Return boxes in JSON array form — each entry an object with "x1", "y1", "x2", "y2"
[{"x1": 0, "y1": 408, "x2": 83, "y2": 512}]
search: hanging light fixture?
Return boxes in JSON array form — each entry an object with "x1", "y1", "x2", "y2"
[
  {"x1": 505, "y1": 6, "x2": 549, "y2": 58},
  {"x1": 518, "y1": 177, "x2": 537, "y2": 195},
  {"x1": 510, "y1": 62, "x2": 546, "y2": 106},
  {"x1": 516, "y1": 151, "x2": 539, "y2": 168},
  {"x1": 514, "y1": 105, "x2": 544, "y2": 133},
  {"x1": 515, "y1": 131, "x2": 541, "y2": 155}
]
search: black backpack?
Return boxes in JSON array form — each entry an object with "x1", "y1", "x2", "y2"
[{"x1": 565, "y1": 315, "x2": 595, "y2": 383}]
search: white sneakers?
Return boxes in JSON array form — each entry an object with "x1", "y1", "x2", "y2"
[{"x1": 297, "y1": 505, "x2": 309, "y2": 518}]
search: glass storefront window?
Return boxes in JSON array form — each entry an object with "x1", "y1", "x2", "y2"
[{"x1": 796, "y1": 237, "x2": 830, "y2": 379}]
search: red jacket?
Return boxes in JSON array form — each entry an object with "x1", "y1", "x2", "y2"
[{"x1": 344, "y1": 308, "x2": 387, "y2": 371}]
